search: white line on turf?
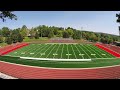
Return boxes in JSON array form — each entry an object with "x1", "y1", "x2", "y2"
[
  {"x1": 71, "y1": 44, "x2": 77, "y2": 59},
  {"x1": 61, "y1": 44, "x2": 64, "y2": 59},
  {"x1": 77, "y1": 44, "x2": 91, "y2": 58},
  {"x1": 46, "y1": 44, "x2": 57, "y2": 58},
  {"x1": 82, "y1": 45, "x2": 97, "y2": 58},
  {"x1": 20, "y1": 57, "x2": 91, "y2": 61},
  {"x1": 74, "y1": 44, "x2": 84, "y2": 59},
  {"x1": 85, "y1": 45, "x2": 99, "y2": 58},
  {"x1": 33, "y1": 44, "x2": 49, "y2": 57},
  {"x1": 39, "y1": 44, "x2": 54, "y2": 58},
  {"x1": 87, "y1": 45, "x2": 104, "y2": 58},
  {"x1": 90, "y1": 45, "x2": 109, "y2": 58},
  {"x1": 67, "y1": 44, "x2": 69, "y2": 59},
  {"x1": 53, "y1": 44, "x2": 60, "y2": 58}
]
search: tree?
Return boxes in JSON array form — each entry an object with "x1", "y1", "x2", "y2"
[
  {"x1": 57, "y1": 31, "x2": 63, "y2": 37},
  {"x1": 0, "y1": 36, "x2": 3, "y2": 43},
  {"x1": 2, "y1": 27, "x2": 10, "y2": 37},
  {"x1": 66, "y1": 28, "x2": 74, "y2": 37},
  {"x1": 29, "y1": 28, "x2": 36, "y2": 39},
  {"x1": 20, "y1": 25, "x2": 28, "y2": 38},
  {"x1": 0, "y1": 11, "x2": 17, "y2": 22},
  {"x1": 6, "y1": 37, "x2": 12, "y2": 44},
  {"x1": 18, "y1": 34, "x2": 23, "y2": 42},
  {"x1": 11, "y1": 34, "x2": 18, "y2": 43},
  {"x1": 72, "y1": 30, "x2": 81, "y2": 39},
  {"x1": 48, "y1": 30, "x2": 54, "y2": 38},
  {"x1": 63, "y1": 31, "x2": 70, "y2": 38},
  {"x1": 35, "y1": 32, "x2": 39, "y2": 39}
]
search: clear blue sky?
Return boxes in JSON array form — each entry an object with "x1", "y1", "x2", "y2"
[{"x1": 0, "y1": 11, "x2": 120, "y2": 35}]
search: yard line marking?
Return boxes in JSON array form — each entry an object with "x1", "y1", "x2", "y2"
[
  {"x1": 74, "y1": 44, "x2": 84, "y2": 59},
  {"x1": 67, "y1": 44, "x2": 69, "y2": 59},
  {"x1": 86, "y1": 45, "x2": 103, "y2": 58},
  {"x1": 71, "y1": 44, "x2": 77, "y2": 59},
  {"x1": 66, "y1": 54, "x2": 72, "y2": 55},
  {"x1": 27, "y1": 44, "x2": 44, "y2": 57},
  {"x1": 102, "y1": 54, "x2": 106, "y2": 55},
  {"x1": 79, "y1": 54, "x2": 84, "y2": 55},
  {"x1": 91, "y1": 54, "x2": 96, "y2": 55},
  {"x1": 29, "y1": 44, "x2": 43, "y2": 53},
  {"x1": 21, "y1": 44, "x2": 41, "y2": 57},
  {"x1": 46, "y1": 44, "x2": 57, "y2": 58},
  {"x1": 21, "y1": 52, "x2": 25, "y2": 54},
  {"x1": 61, "y1": 44, "x2": 64, "y2": 59},
  {"x1": 89, "y1": 45, "x2": 108, "y2": 58},
  {"x1": 77, "y1": 44, "x2": 91, "y2": 58},
  {"x1": 82, "y1": 44, "x2": 97, "y2": 58},
  {"x1": 39, "y1": 44, "x2": 54, "y2": 58},
  {"x1": 40, "y1": 53, "x2": 45, "y2": 55},
  {"x1": 93, "y1": 45, "x2": 113, "y2": 58},
  {"x1": 33, "y1": 44, "x2": 49, "y2": 57},
  {"x1": 9, "y1": 44, "x2": 32, "y2": 56},
  {"x1": 53, "y1": 54, "x2": 58, "y2": 55},
  {"x1": 53, "y1": 44, "x2": 60, "y2": 58}
]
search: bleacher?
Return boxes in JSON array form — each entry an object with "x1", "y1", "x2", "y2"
[{"x1": 49, "y1": 37, "x2": 75, "y2": 43}]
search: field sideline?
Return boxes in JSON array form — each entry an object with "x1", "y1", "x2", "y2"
[{"x1": 6, "y1": 44, "x2": 115, "y2": 60}]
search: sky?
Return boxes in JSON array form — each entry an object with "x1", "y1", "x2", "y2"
[{"x1": 0, "y1": 11, "x2": 120, "y2": 35}]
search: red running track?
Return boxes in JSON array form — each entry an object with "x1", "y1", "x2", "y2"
[
  {"x1": 0, "y1": 43, "x2": 29, "y2": 55},
  {"x1": 95, "y1": 43, "x2": 120, "y2": 57},
  {"x1": 0, "y1": 61, "x2": 120, "y2": 79}
]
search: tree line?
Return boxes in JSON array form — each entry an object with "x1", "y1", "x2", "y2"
[{"x1": 0, "y1": 25, "x2": 119, "y2": 44}]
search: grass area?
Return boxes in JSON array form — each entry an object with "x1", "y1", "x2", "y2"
[
  {"x1": 0, "y1": 56, "x2": 120, "y2": 68},
  {"x1": 1, "y1": 43, "x2": 119, "y2": 68},
  {"x1": 23, "y1": 37, "x2": 49, "y2": 43},
  {"x1": 6, "y1": 44, "x2": 115, "y2": 59}
]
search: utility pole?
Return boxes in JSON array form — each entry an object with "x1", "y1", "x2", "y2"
[
  {"x1": 116, "y1": 13, "x2": 120, "y2": 41},
  {"x1": 81, "y1": 27, "x2": 83, "y2": 39},
  {"x1": 40, "y1": 29, "x2": 42, "y2": 38}
]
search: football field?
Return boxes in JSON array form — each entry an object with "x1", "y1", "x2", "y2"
[{"x1": 6, "y1": 44, "x2": 115, "y2": 59}]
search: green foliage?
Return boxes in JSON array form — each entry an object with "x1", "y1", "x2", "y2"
[
  {"x1": 63, "y1": 31, "x2": 70, "y2": 38},
  {"x1": 2, "y1": 27, "x2": 10, "y2": 37},
  {"x1": 48, "y1": 30, "x2": 54, "y2": 38},
  {"x1": 72, "y1": 30, "x2": 81, "y2": 39},
  {"x1": 0, "y1": 11, "x2": 17, "y2": 22},
  {"x1": 35, "y1": 32, "x2": 39, "y2": 39},
  {"x1": 0, "y1": 36, "x2": 3, "y2": 43},
  {"x1": 20, "y1": 25, "x2": 28, "y2": 38},
  {"x1": 11, "y1": 34, "x2": 18, "y2": 43},
  {"x1": 18, "y1": 34, "x2": 23, "y2": 42},
  {"x1": 6, "y1": 37, "x2": 12, "y2": 44},
  {"x1": 57, "y1": 31, "x2": 63, "y2": 37}
]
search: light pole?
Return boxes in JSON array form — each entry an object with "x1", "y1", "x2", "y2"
[
  {"x1": 41, "y1": 29, "x2": 42, "y2": 38},
  {"x1": 81, "y1": 27, "x2": 83, "y2": 39},
  {"x1": 116, "y1": 13, "x2": 120, "y2": 41}
]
